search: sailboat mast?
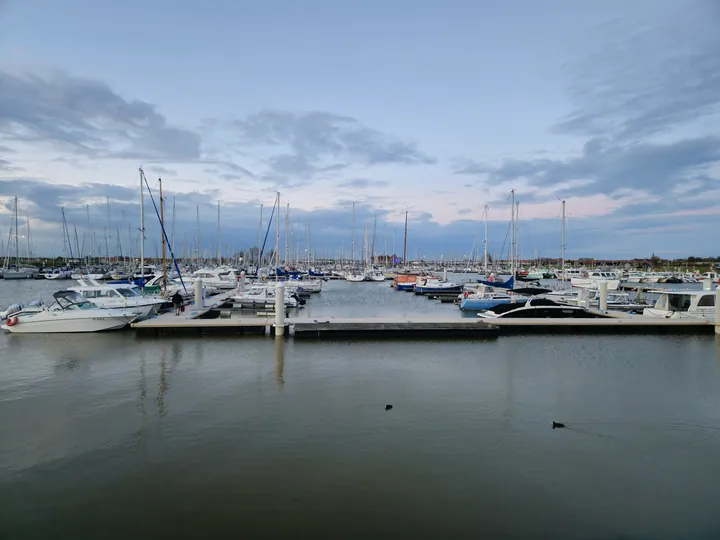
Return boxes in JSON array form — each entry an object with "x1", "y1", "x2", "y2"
[
  {"x1": 371, "y1": 214, "x2": 377, "y2": 266},
  {"x1": 284, "y1": 203, "x2": 289, "y2": 267},
  {"x1": 561, "y1": 199, "x2": 566, "y2": 282},
  {"x1": 106, "y1": 196, "x2": 111, "y2": 263},
  {"x1": 510, "y1": 190, "x2": 515, "y2": 277},
  {"x1": 351, "y1": 202, "x2": 355, "y2": 264},
  {"x1": 275, "y1": 192, "x2": 280, "y2": 273},
  {"x1": 483, "y1": 205, "x2": 489, "y2": 274},
  {"x1": 515, "y1": 201, "x2": 520, "y2": 270},
  {"x1": 216, "y1": 200, "x2": 221, "y2": 266},
  {"x1": 159, "y1": 178, "x2": 167, "y2": 291},
  {"x1": 196, "y1": 205, "x2": 201, "y2": 266},
  {"x1": 402, "y1": 210, "x2": 408, "y2": 270},
  {"x1": 13, "y1": 196, "x2": 19, "y2": 265},
  {"x1": 170, "y1": 196, "x2": 176, "y2": 253},
  {"x1": 258, "y1": 204, "x2": 263, "y2": 268},
  {"x1": 139, "y1": 168, "x2": 145, "y2": 281},
  {"x1": 383, "y1": 222, "x2": 388, "y2": 267}
]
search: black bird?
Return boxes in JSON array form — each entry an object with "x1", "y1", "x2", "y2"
[
  {"x1": 385, "y1": 405, "x2": 393, "y2": 411},
  {"x1": 552, "y1": 422, "x2": 565, "y2": 429}
]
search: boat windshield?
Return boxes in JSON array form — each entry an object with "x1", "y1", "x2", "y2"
[
  {"x1": 667, "y1": 294, "x2": 692, "y2": 312},
  {"x1": 117, "y1": 287, "x2": 140, "y2": 297},
  {"x1": 55, "y1": 292, "x2": 96, "y2": 310}
]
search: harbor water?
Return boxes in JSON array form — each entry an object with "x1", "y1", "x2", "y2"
[{"x1": 2, "y1": 278, "x2": 720, "y2": 538}]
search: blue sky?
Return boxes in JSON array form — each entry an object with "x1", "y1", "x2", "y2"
[{"x1": 0, "y1": 0, "x2": 719, "y2": 260}]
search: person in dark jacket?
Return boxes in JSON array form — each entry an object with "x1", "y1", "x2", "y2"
[{"x1": 171, "y1": 291, "x2": 183, "y2": 316}]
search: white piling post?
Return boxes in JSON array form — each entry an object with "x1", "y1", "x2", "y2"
[
  {"x1": 443, "y1": 268, "x2": 447, "y2": 281},
  {"x1": 715, "y1": 286, "x2": 719, "y2": 335},
  {"x1": 703, "y1": 279, "x2": 712, "y2": 291},
  {"x1": 598, "y1": 281, "x2": 608, "y2": 311},
  {"x1": 274, "y1": 282, "x2": 285, "y2": 336},
  {"x1": 194, "y1": 278, "x2": 203, "y2": 309},
  {"x1": 239, "y1": 271, "x2": 246, "y2": 292}
]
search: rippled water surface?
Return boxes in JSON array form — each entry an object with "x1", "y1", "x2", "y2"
[{"x1": 1, "y1": 278, "x2": 720, "y2": 538}]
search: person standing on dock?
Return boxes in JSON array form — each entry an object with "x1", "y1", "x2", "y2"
[{"x1": 171, "y1": 291, "x2": 183, "y2": 316}]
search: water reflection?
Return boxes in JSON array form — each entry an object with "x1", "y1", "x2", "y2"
[
  {"x1": 157, "y1": 348, "x2": 168, "y2": 418},
  {"x1": 274, "y1": 338, "x2": 285, "y2": 388}
]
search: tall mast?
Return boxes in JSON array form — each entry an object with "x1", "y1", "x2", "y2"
[
  {"x1": 515, "y1": 201, "x2": 520, "y2": 270},
  {"x1": 383, "y1": 222, "x2": 388, "y2": 267},
  {"x1": 86, "y1": 204, "x2": 91, "y2": 266},
  {"x1": 275, "y1": 192, "x2": 280, "y2": 273},
  {"x1": 216, "y1": 200, "x2": 221, "y2": 266},
  {"x1": 106, "y1": 196, "x2": 111, "y2": 263},
  {"x1": 402, "y1": 210, "x2": 408, "y2": 270},
  {"x1": 14, "y1": 196, "x2": 19, "y2": 265},
  {"x1": 483, "y1": 205, "x2": 489, "y2": 274},
  {"x1": 139, "y1": 168, "x2": 145, "y2": 281},
  {"x1": 307, "y1": 223, "x2": 311, "y2": 267},
  {"x1": 371, "y1": 214, "x2": 377, "y2": 266},
  {"x1": 510, "y1": 189, "x2": 515, "y2": 277},
  {"x1": 26, "y1": 215, "x2": 31, "y2": 260},
  {"x1": 561, "y1": 199, "x2": 566, "y2": 282},
  {"x1": 258, "y1": 204, "x2": 263, "y2": 267},
  {"x1": 159, "y1": 178, "x2": 167, "y2": 291},
  {"x1": 170, "y1": 196, "x2": 176, "y2": 253},
  {"x1": 196, "y1": 205, "x2": 201, "y2": 265},
  {"x1": 284, "y1": 203, "x2": 289, "y2": 266},
  {"x1": 351, "y1": 202, "x2": 355, "y2": 264}
]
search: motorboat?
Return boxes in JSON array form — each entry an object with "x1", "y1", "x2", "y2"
[
  {"x1": 2, "y1": 267, "x2": 39, "y2": 279},
  {"x1": 477, "y1": 297, "x2": 611, "y2": 319},
  {"x1": 230, "y1": 285, "x2": 300, "y2": 308},
  {"x1": 69, "y1": 280, "x2": 167, "y2": 321},
  {"x1": 413, "y1": 277, "x2": 463, "y2": 295},
  {"x1": 570, "y1": 271, "x2": 621, "y2": 290},
  {"x1": 392, "y1": 274, "x2": 417, "y2": 291},
  {"x1": 642, "y1": 289, "x2": 716, "y2": 321},
  {"x1": 345, "y1": 272, "x2": 366, "y2": 283},
  {"x1": 43, "y1": 269, "x2": 72, "y2": 280},
  {"x1": 1, "y1": 291, "x2": 137, "y2": 333},
  {"x1": 459, "y1": 285, "x2": 527, "y2": 311},
  {"x1": 366, "y1": 269, "x2": 386, "y2": 282},
  {"x1": 177, "y1": 267, "x2": 239, "y2": 290},
  {"x1": 285, "y1": 277, "x2": 323, "y2": 293}
]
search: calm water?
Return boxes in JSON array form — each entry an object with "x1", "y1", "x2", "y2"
[{"x1": 2, "y1": 278, "x2": 720, "y2": 538}]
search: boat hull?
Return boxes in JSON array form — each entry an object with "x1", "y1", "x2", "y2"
[
  {"x1": 414, "y1": 285, "x2": 464, "y2": 295},
  {"x1": 460, "y1": 297, "x2": 514, "y2": 311},
  {"x1": 2, "y1": 314, "x2": 133, "y2": 333}
]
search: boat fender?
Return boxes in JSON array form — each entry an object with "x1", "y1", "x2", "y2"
[
  {"x1": 5, "y1": 316, "x2": 18, "y2": 327},
  {"x1": 463, "y1": 291, "x2": 469, "y2": 299}
]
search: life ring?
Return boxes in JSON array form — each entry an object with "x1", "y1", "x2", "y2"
[{"x1": 5, "y1": 316, "x2": 18, "y2": 327}]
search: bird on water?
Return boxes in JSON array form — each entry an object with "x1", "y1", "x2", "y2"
[
  {"x1": 552, "y1": 422, "x2": 565, "y2": 429},
  {"x1": 385, "y1": 405, "x2": 393, "y2": 411}
]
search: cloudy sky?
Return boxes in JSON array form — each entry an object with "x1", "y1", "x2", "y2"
[{"x1": 0, "y1": 0, "x2": 719, "y2": 261}]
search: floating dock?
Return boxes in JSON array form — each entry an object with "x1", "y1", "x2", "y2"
[{"x1": 132, "y1": 306, "x2": 715, "y2": 337}]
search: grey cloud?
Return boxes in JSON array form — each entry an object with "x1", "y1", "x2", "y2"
[
  {"x1": 146, "y1": 166, "x2": 178, "y2": 177},
  {"x1": 232, "y1": 110, "x2": 434, "y2": 178},
  {"x1": 338, "y1": 178, "x2": 390, "y2": 189},
  {"x1": 0, "y1": 71, "x2": 201, "y2": 161},
  {"x1": 456, "y1": 136, "x2": 720, "y2": 198},
  {"x1": 555, "y1": 4, "x2": 720, "y2": 139},
  {"x1": 0, "y1": 145, "x2": 15, "y2": 154}
]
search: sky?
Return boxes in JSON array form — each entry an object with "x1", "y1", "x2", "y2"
[{"x1": 0, "y1": 0, "x2": 719, "y2": 261}]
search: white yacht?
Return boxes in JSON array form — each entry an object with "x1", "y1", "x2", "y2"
[
  {"x1": 284, "y1": 278, "x2": 323, "y2": 293},
  {"x1": 642, "y1": 289, "x2": 716, "y2": 321},
  {"x1": 70, "y1": 280, "x2": 167, "y2": 321},
  {"x1": 345, "y1": 272, "x2": 366, "y2": 282},
  {"x1": 570, "y1": 271, "x2": 621, "y2": 290},
  {"x1": 230, "y1": 285, "x2": 299, "y2": 308},
  {"x1": 1, "y1": 291, "x2": 136, "y2": 334},
  {"x1": 177, "y1": 268, "x2": 239, "y2": 290},
  {"x1": 43, "y1": 269, "x2": 72, "y2": 280},
  {"x1": 2, "y1": 267, "x2": 39, "y2": 279}
]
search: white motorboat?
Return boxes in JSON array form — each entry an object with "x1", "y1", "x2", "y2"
[
  {"x1": 1, "y1": 291, "x2": 137, "y2": 334},
  {"x1": 69, "y1": 280, "x2": 167, "y2": 321},
  {"x1": 230, "y1": 286, "x2": 299, "y2": 308},
  {"x1": 178, "y1": 267, "x2": 239, "y2": 290},
  {"x1": 642, "y1": 289, "x2": 716, "y2": 321},
  {"x1": 284, "y1": 278, "x2": 323, "y2": 293},
  {"x1": 345, "y1": 272, "x2": 366, "y2": 282},
  {"x1": 44, "y1": 270, "x2": 73, "y2": 280},
  {"x1": 570, "y1": 271, "x2": 621, "y2": 290},
  {"x1": 367, "y1": 270, "x2": 386, "y2": 282},
  {"x1": 2, "y1": 267, "x2": 39, "y2": 279}
]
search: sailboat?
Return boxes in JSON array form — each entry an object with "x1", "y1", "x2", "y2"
[{"x1": 2, "y1": 197, "x2": 38, "y2": 279}]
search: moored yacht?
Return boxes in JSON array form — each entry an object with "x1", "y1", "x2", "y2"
[
  {"x1": 1, "y1": 291, "x2": 137, "y2": 333},
  {"x1": 642, "y1": 289, "x2": 716, "y2": 321}
]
